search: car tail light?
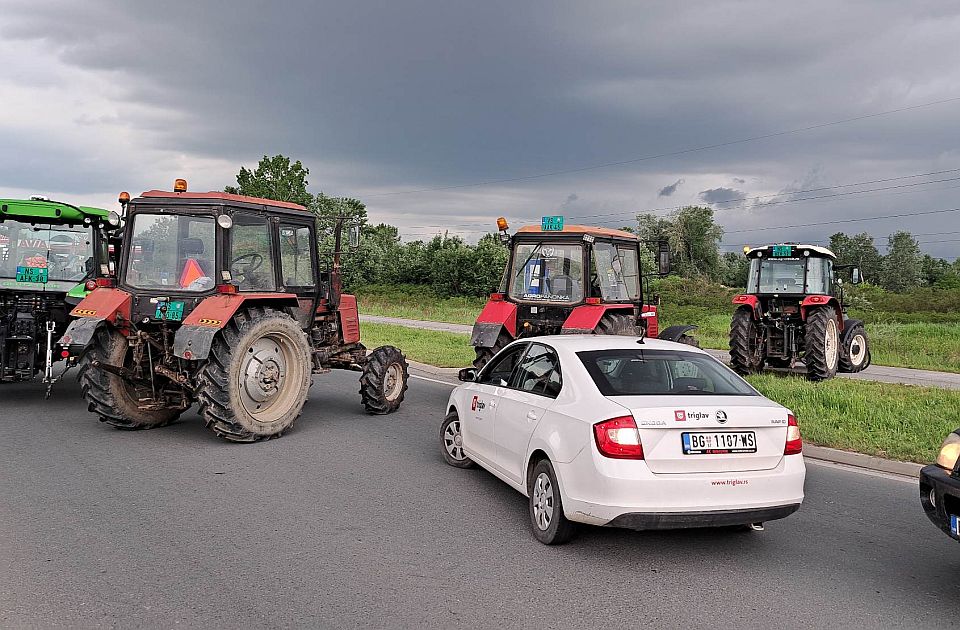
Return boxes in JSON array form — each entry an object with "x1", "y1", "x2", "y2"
[
  {"x1": 84, "y1": 280, "x2": 97, "y2": 291},
  {"x1": 784, "y1": 414, "x2": 802, "y2": 455},
  {"x1": 594, "y1": 415, "x2": 644, "y2": 459}
]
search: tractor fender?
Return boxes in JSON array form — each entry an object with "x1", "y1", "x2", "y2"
[
  {"x1": 561, "y1": 304, "x2": 633, "y2": 334},
  {"x1": 732, "y1": 294, "x2": 761, "y2": 319},
  {"x1": 658, "y1": 324, "x2": 699, "y2": 342},
  {"x1": 841, "y1": 319, "x2": 865, "y2": 344},
  {"x1": 173, "y1": 292, "x2": 299, "y2": 360},
  {"x1": 800, "y1": 296, "x2": 843, "y2": 331},
  {"x1": 471, "y1": 322, "x2": 510, "y2": 349},
  {"x1": 475, "y1": 298, "x2": 518, "y2": 338},
  {"x1": 59, "y1": 287, "x2": 133, "y2": 350}
]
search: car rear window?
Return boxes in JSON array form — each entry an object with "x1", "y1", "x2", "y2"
[{"x1": 577, "y1": 349, "x2": 758, "y2": 396}]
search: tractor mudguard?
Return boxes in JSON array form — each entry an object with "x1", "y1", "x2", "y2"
[
  {"x1": 561, "y1": 304, "x2": 632, "y2": 334},
  {"x1": 59, "y1": 317, "x2": 104, "y2": 351},
  {"x1": 658, "y1": 325, "x2": 699, "y2": 342},
  {"x1": 732, "y1": 294, "x2": 761, "y2": 318},
  {"x1": 59, "y1": 287, "x2": 133, "y2": 350},
  {"x1": 800, "y1": 296, "x2": 843, "y2": 330},
  {"x1": 339, "y1": 294, "x2": 361, "y2": 344},
  {"x1": 841, "y1": 319, "x2": 864, "y2": 343},
  {"x1": 173, "y1": 292, "x2": 298, "y2": 360},
  {"x1": 475, "y1": 298, "x2": 518, "y2": 338},
  {"x1": 471, "y1": 322, "x2": 508, "y2": 349}
]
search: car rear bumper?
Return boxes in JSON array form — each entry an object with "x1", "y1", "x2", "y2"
[
  {"x1": 606, "y1": 504, "x2": 800, "y2": 530},
  {"x1": 919, "y1": 464, "x2": 960, "y2": 542}
]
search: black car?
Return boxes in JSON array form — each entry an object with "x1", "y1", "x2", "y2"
[{"x1": 920, "y1": 430, "x2": 960, "y2": 541}]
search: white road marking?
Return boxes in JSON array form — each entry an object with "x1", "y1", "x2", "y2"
[{"x1": 410, "y1": 374, "x2": 457, "y2": 387}]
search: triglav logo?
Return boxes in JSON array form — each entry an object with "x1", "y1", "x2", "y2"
[
  {"x1": 674, "y1": 410, "x2": 686, "y2": 421},
  {"x1": 472, "y1": 396, "x2": 486, "y2": 412}
]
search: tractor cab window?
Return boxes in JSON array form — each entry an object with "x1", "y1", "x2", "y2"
[
  {"x1": 126, "y1": 213, "x2": 216, "y2": 292},
  {"x1": 0, "y1": 220, "x2": 93, "y2": 286},
  {"x1": 509, "y1": 242, "x2": 583, "y2": 303},
  {"x1": 229, "y1": 214, "x2": 276, "y2": 292},
  {"x1": 748, "y1": 256, "x2": 831, "y2": 294},
  {"x1": 590, "y1": 242, "x2": 640, "y2": 301},
  {"x1": 279, "y1": 225, "x2": 315, "y2": 287},
  {"x1": 806, "y1": 257, "x2": 832, "y2": 294}
]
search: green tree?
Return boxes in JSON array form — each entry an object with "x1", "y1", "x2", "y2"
[
  {"x1": 312, "y1": 193, "x2": 369, "y2": 235},
  {"x1": 225, "y1": 154, "x2": 314, "y2": 207},
  {"x1": 881, "y1": 231, "x2": 922, "y2": 292},
  {"x1": 637, "y1": 206, "x2": 723, "y2": 279},
  {"x1": 829, "y1": 231, "x2": 882, "y2": 283},
  {"x1": 720, "y1": 251, "x2": 750, "y2": 287}
]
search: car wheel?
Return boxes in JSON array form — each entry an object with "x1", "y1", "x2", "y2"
[
  {"x1": 528, "y1": 459, "x2": 577, "y2": 545},
  {"x1": 440, "y1": 411, "x2": 475, "y2": 468}
]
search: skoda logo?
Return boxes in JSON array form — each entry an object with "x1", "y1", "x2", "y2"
[{"x1": 715, "y1": 410, "x2": 728, "y2": 424}]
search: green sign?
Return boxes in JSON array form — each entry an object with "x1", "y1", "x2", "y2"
[
  {"x1": 15, "y1": 266, "x2": 48, "y2": 283},
  {"x1": 156, "y1": 301, "x2": 185, "y2": 321},
  {"x1": 541, "y1": 215, "x2": 565, "y2": 231},
  {"x1": 772, "y1": 245, "x2": 794, "y2": 257}
]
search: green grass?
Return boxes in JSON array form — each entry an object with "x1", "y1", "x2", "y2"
[
  {"x1": 745, "y1": 374, "x2": 958, "y2": 463},
  {"x1": 356, "y1": 283, "x2": 960, "y2": 373},
  {"x1": 360, "y1": 321, "x2": 954, "y2": 463}
]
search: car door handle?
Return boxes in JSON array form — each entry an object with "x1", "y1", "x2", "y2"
[{"x1": 526, "y1": 410, "x2": 538, "y2": 421}]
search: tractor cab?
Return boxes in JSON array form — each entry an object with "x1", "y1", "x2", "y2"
[
  {"x1": 745, "y1": 244, "x2": 837, "y2": 298},
  {"x1": 470, "y1": 216, "x2": 693, "y2": 368}
]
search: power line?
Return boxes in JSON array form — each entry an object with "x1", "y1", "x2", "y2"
[
  {"x1": 365, "y1": 96, "x2": 960, "y2": 198},
  {"x1": 724, "y1": 206, "x2": 960, "y2": 235}
]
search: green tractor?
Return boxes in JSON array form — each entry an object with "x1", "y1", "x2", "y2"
[{"x1": 0, "y1": 196, "x2": 119, "y2": 390}]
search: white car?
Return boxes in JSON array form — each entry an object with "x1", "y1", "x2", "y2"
[{"x1": 441, "y1": 335, "x2": 806, "y2": 544}]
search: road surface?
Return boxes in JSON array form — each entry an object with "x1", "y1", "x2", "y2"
[{"x1": 1, "y1": 373, "x2": 958, "y2": 629}]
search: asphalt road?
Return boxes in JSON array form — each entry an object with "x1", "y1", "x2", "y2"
[
  {"x1": 2, "y1": 372, "x2": 959, "y2": 629},
  {"x1": 361, "y1": 314, "x2": 960, "y2": 390}
]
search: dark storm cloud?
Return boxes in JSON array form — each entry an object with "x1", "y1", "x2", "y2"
[
  {"x1": 658, "y1": 179, "x2": 684, "y2": 197},
  {"x1": 2, "y1": 1, "x2": 960, "y2": 255},
  {"x1": 699, "y1": 187, "x2": 746, "y2": 205}
]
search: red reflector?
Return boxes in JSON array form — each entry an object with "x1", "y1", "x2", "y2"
[
  {"x1": 95, "y1": 277, "x2": 114, "y2": 287},
  {"x1": 585, "y1": 297, "x2": 601, "y2": 305},
  {"x1": 594, "y1": 415, "x2": 644, "y2": 459},
  {"x1": 784, "y1": 414, "x2": 802, "y2": 455},
  {"x1": 217, "y1": 283, "x2": 238, "y2": 294},
  {"x1": 84, "y1": 280, "x2": 97, "y2": 291},
  {"x1": 60, "y1": 350, "x2": 70, "y2": 358},
  {"x1": 183, "y1": 350, "x2": 193, "y2": 360},
  {"x1": 489, "y1": 292, "x2": 505, "y2": 302}
]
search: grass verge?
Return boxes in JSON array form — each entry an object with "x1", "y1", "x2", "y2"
[{"x1": 362, "y1": 321, "x2": 955, "y2": 463}]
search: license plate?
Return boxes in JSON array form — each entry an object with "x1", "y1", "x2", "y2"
[
  {"x1": 682, "y1": 431, "x2": 757, "y2": 455},
  {"x1": 16, "y1": 266, "x2": 48, "y2": 283},
  {"x1": 156, "y1": 301, "x2": 185, "y2": 321},
  {"x1": 951, "y1": 515, "x2": 959, "y2": 537}
]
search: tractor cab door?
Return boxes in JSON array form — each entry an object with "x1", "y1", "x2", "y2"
[
  {"x1": 276, "y1": 221, "x2": 318, "y2": 328},
  {"x1": 588, "y1": 240, "x2": 641, "y2": 303}
]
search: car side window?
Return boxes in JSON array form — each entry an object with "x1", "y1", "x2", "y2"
[
  {"x1": 512, "y1": 343, "x2": 562, "y2": 398},
  {"x1": 478, "y1": 344, "x2": 528, "y2": 387}
]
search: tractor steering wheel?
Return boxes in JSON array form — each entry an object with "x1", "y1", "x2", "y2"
[{"x1": 230, "y1": 252, "x2": 264, "y2": 279}]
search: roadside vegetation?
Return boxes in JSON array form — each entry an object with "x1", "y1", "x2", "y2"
[{"x1": 360, "y1": 322, "x2": 956, "y2": 463}]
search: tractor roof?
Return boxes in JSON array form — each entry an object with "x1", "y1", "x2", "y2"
[
  {"x1": 138, "y1": 190, "x2": 309, "y2": 212},
  {"x1": 516, "y1": 224, "x2": 637, "y2": 240},
  {"x1": 0, "y1": 198, "x2": 108, "y2": 223},
  {"x1": 745, "y1": 243, "x2": 837, "y2": 260}
]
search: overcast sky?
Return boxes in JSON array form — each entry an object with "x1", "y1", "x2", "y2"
[{"x1": 2, "y1": 0, "x2": 959, "y2": 256}]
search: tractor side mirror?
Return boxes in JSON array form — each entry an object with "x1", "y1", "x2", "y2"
[
  {"x1": 458, "y1": 367, "x2": 478, "y2": 382},
  {"x1": 851, "y1": 267, "x2": 862, "y2": 285},
  {"x1": 657, "y1": 241, "x2": 671, "y2": 276},
  {"x1": 348, "y1": 225, "x2": 361, "y2": 249}
]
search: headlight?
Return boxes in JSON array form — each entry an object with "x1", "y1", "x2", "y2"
[{"x1": 936, "y1": 432, "x2": 960, "y2": 469}]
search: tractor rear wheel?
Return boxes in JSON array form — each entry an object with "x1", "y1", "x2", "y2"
[
  {"x1": 197, "y1": 307, "x2": 311, "y2": 443},
  {"x1": 594, "y1": 313, "x2": 640, "y2": 336},
  {"x1": 360, "y1": 345, "x2": 409, "y2": 414},
  {"x1": 729, "y1": 308, "x2": 764, "y2": 375},
  {"x1": 79, "y1": 326, "x2": 181, "y2": 429},
  {"x1": 473, "y1": 329, "x2": 513, "y2": 369},
  {"x1": 839, "y1": 324, "x2": 870, "y2": 373},
  {"x1": 804, "y1": 307, "x2": 840, "y2": 381}
]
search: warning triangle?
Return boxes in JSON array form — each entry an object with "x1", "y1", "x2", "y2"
[{"x1": 179, "y1": 258, "x2": 205, "y2": 288}]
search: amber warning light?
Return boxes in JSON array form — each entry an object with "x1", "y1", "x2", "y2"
[
  {"x1": 118, "y1": 191, "x2": 130, "y2": 204},
  {"x1": 174, "y1": 178, "x2": 188, "y2": 193},
  {"x1": 496, "y1": 217, "x2": 509, "y2": 232}
]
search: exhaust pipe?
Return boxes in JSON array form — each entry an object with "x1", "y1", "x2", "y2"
[{"x1": 749, "y1": 522, "x2": 764, "y2": 531}]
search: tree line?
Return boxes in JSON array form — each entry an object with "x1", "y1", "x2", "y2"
[{"x1": 226, "y1": 154, "x2": 956, "y2": 296}]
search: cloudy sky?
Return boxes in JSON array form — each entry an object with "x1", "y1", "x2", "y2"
[{"x1": 2, "y1": 0, "x2": 960, "y2": 256}]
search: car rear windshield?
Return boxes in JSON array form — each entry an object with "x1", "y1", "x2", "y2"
[{"x1": 577, "y1": 349, "x2": 758, "y2": 396}]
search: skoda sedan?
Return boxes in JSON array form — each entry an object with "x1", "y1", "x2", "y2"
[{"x1": 441, "y1": 335, "x2": 806, "y2": 544}]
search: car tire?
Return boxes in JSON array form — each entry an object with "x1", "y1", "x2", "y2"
[
  {"x1": 440, "y1": 410, "x2": 475, "y2": 468},
  {"x1": 528, "y1": 459, "x2": 577, "y2": 545}
]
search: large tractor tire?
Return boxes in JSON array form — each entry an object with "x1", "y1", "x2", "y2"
[
  {"x1": 729, "y1": 308, "x2": 765, "y2": 375},
  {"x1": 79, "y1": 326, "x2": 181, "y2": 430},
  {"x1": 360, "y1": 345, "x2": 409, "y2": 414},
  {"x1": 197, "y1": 307, "x2": 312, "y2": 443},
  {"x1": 804, "y1": 307, "x2": 840, "y2": 381},
  {"x1": 594, "y1": 313, "x2": 640, "y2": 336},
  {"x1": 472, "y1": 329, "x2": 513, "y2": 369},
  {"x1": 839, "y1": 323, "x2": 870, "y2": 373}
]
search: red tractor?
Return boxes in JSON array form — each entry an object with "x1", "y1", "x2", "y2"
[
  {"x1": 729, "y1": 243, "x2": 869, "y2": 381},
  {"x1": 59, "y1": 181, "x2": 408, "y2": 442},
  {"x1": 470, "y1": 216, "x2": 696, "y2": 367}
]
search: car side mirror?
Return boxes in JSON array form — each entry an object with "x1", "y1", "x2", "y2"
[
  {"x1": 657, "y1": 241, "x2": 671, "y2": 276},
  {"x1": 851, "y1": 267, "x2": 862, "y2": 285},
  {"x1": 458, "y1": 367, "x2": 477, "y2": 382}
]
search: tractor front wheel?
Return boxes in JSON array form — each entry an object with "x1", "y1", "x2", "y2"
[
  {"x1": 360, "y1": 345, "x2": 409, "y2": 414},
  {"x1": 839, "y1": 324, "x2": 870, "y2": 373},
  {"x1": 594, "y1": 313, "x2": 640, "y2": 336},
  {"x1": 79, "y1": 326, "x2": 181, "y2": 429},
  {"x1": 729, "y1": 308, "x2": 764, "y2": 375},
  {"x1": 804, "y1": 307, "x2": 840, "y2": 381},
  {"x1": 197, "y1": 307, "x2": 312, "y2": 443}
]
